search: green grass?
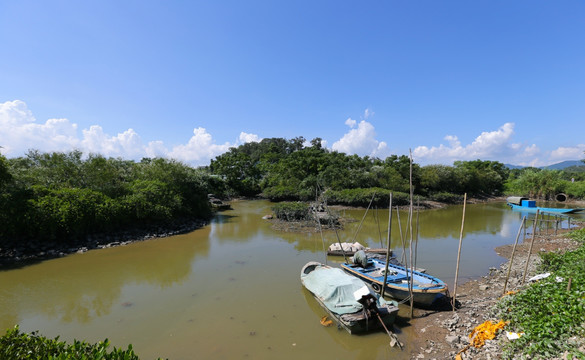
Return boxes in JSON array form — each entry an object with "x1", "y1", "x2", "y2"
[
  {"x1": 496, "y1": 229, "x2": 585, "y2": 359},
  {"x1": 0, "y1": 326, "x2": 163, "y2": 360}
]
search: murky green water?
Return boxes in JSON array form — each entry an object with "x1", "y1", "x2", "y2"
[{"x1": 0, "y1": 200, "x2": 581, "y2": 359}]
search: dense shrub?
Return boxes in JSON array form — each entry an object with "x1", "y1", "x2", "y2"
[
  {"x1": 324, "y1": 188, "x2": 411, "y2": 207},
  {"x1": 0, "y1": 326, "x2": 152, "y2": 360},
  {"x1": 427, "y1": 192, "x2": 464, "y2": 204},
  {"x1": 271, "y1": 202, "x2": 311, "y2": 221},
  {"x1": 1, "y1": 152, "x2": 216, "y2": 245},
  {"x1": 263, "y1": 185, "x2": 301, "y2": 202}
]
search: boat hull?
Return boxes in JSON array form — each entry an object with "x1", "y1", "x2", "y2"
[
  {"x1": 340, "y1": 259, "x2": 449, "y2": 308},
  {"x1": 508, "y1": 203, "x2": 583, "y2": 214},
  {"x1": 300, "y1": 262, "x2": 399, "y2": 334}
]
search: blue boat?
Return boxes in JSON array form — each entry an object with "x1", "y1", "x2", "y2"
[
  {"x1": 506, "y1": 196, "x2": 584, "y2": 214},
  {"x1": 300, "y1": 261, "x2": 399, "y2": 334},
  {"x1": 340, "y1": 252, "x2": 449, "y2": 308}
]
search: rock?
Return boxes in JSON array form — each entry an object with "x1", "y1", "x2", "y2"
[
  {"x1": 445, "y1": 335, "x2": 460, "y2": 345},
  {"x1": 479, "y1": 284, "x2": 489, "y2": 291}
]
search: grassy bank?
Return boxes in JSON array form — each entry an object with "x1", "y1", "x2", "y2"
[{"x1": 496, "y1": 228, "x2": 585, "y2": 359}]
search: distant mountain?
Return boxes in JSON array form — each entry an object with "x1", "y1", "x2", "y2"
[
  {"x1": 505, "y1": 160, "x2": 585, "y2": 170},
  {"x1": 542, "y1": 160, "x2": 585, "y2": 170}
]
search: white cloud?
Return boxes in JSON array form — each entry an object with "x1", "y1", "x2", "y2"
[
  {"x1": 345, "y1": 118, "x2": 357, "y2": 128},
  {"x1": 413, "y1": 123, "x2": 519, "y2": 164},
  {"x1": 363, "y1": 108, "x2": 374, "y2": 119},
  {"x1": 167, "y1": 127, "x2": 233, "y2": 165},
  {"x1": 0, "y1": 100, "x2": 79, "y2": 154},
  {"x1": 81, "y1": 125, "x2": 144, "y2": 158},
  {"x1": 332, "y1": 114, "x2": 389, "y2": 158},
  {"x1": 0, "y1": 100, "x2": 262, "y2": 167},
  {"x1": 549, "y1": 145, "x2": 585, "y2": 161},
  {"x1": 239, "y1": 132, "x2": 261, "y2": 144}
]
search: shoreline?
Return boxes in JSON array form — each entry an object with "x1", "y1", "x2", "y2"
[
  {"x1": 408, "y1": 221, "x2": 585, "y2": 359},
  {"x1": 0, "y1": 218, "x2": 209, "y2": 269}
]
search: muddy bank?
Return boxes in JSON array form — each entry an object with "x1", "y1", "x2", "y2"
[{"x1": 408, "y1": 222, "x2": 584, "y2": 360}]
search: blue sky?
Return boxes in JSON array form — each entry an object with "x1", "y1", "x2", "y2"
[{"x1": 1, "y1": 1, "x2": 584, "y2": 167}]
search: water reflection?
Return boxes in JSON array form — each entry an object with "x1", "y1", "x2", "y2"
[{"x1": 0, "y1": 226, "x2": 211, "y2": 329}]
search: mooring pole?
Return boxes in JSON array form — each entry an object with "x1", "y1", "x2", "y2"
[
  {"x1": 503, "y1": 216, "x2": 526, "y2": 295},
  {"x1": 522, "y1": 210, "x2": 540, "y2": 285},
  {"x1": 381, "y1": 192, "x2": 393, "y2": 298},
  {"x1": 452, "y1": 193, "x2": 467, "y2": 311},
  {"x1": 408, "y1": 150, "x2": 414, "y2": 319}
]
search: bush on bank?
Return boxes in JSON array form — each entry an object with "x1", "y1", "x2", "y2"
[
  {"x1": 324, "y1": 188, "x2": 411, "y2": 207},
  {"x1": 0, "y1": 326, "x2": 161, "y2": 360},
  {"x1": 496, "y1": 229, "x2": 585, "y2": 359},
  {"x1": 271, "y1": 202, "x2": 311, "y2": 221},
  {"x1": 0, "y1": 152, "x2": 217, "y2": 248}
]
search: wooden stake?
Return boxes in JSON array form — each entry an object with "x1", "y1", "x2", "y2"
[
  {"x1": 351, "y1": 192, "x2": 377, "y2": 243},
  {"x1": 414, "y1": 197, "x2": 420, "y2": 269},
  {"x1": 522, "y1": 210, "x2": 540, "y2": 285},
  {"x1": 375, "y1": 207, "x2": 383, "y2": 248},
  {"x1": 327, "y1": 206, "x2": 349, "y2": 264},
  {"x1": 452, "y1": 193, "x2": 467, "y2": 311},
  {"x1": 315, "y1": 188, "x2": 327, "y2": 264},
  {"x1": 408, "y1": 150, "x2": 414, "y2": 318},
  {"x1": 396, "y1": 206, "x2": 406, "y2": 265},
  {"x1": 503, "y1": 216, "x2": 526, "y2": 295},
  {"x1": 567, "y1": 277, "x2": 573, "y2": 292},
  {"x1": 381, "y1": 193, "x2": 393, "y2": 298}
]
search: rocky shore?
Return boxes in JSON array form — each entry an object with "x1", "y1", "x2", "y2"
[
  {"x1": 0, "y1": 218, "x2": 208, "y2": 268},
  {"x1": 408, "y1": 221, "x2": 585, "y2": 360}
]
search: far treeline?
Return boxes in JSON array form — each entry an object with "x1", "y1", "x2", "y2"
[{"x1": 1, "y1": 137, "x2": 584, "y2": 245}]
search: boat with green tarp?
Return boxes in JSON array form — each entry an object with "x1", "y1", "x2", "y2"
[{"x1": 300, "y1": 261, "x2": 399, "y2": 334}]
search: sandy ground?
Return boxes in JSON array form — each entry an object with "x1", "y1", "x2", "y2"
[{"x1": 407, "y1": 221, "x2": 585, "y2": 360}]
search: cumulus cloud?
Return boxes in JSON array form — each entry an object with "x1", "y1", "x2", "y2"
[
  {"x1": 332, "y1": 112, "x2": 389, "y2": 158},
  {"x1": 0, "y1": 100, "x2": 80, "y2": 154},
  {"x1": 239, "y1": 132, "x2": 261, "y2": 144},
  {"x1": 0, "y1": 100, "x2": 261, "y2": 166},
  {"x1": 81, "y1": 125, "x2": 144, "y2": 159},
  {"x1": 167, "y1": 127, "x2": 233, "y2": 164},
  {"x1": 549, "y1": 144, "x2": 585, "y2": 161},
  {"x1": 413, "y1": 123, "x2": 519, "y2": 164}
]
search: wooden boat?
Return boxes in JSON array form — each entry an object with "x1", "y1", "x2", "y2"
[
  {"x1": 326, "y1": 242, "x2": 392, "y2": 257},
  {"x1": 340, "y1": 251, "x2": 449, "y2": 308},
  {"x1": 506, "y1": 196, "x2": 583, "y2": 214},
  {"x1": 300, "y1": 261, "x2": 399, "y2": 334}
]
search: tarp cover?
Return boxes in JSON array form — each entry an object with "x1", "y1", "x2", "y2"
[{"x1": 302, "y1": 266, "x2": 381, "y2": 315}]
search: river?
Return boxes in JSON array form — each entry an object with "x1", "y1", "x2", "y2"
[{"x1": 0, "y1": 199, "x2": 581, "y2": 359}]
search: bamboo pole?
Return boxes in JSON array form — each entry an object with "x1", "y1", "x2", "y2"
[
  {"x1": 381, "y1": 193, "x2": 393, "y2": 298},
  {"x1": 351, "y1": 192, "x2": 377, "y2": 243},
  {"x1": 452, "y1": 193, "x2": 467, "y2": 311},
  {"x1": 408, "y1": 150, "x2": 414, "y2": 318},
  {"x1": 396, "y1": 207, "x2": 406, "y2": 266},
  {"x1": 314, "y1": 188, "x2": 327, "y2": 264},
  {"x1": 326, "y1": 206, "x2": 349, "y2": 264},
  {"x1": 503, "y1": 216, "x2": 526, "y2": 295},
  {"x1": 375, "y1": 207, "x2": 384, "y2": 248},
  {"x1": 414, "y1": 197, "x2": 420, "y2": 269},
  {"x1": 522, "y1": 210, "x2": 540, "y2": 285}
]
